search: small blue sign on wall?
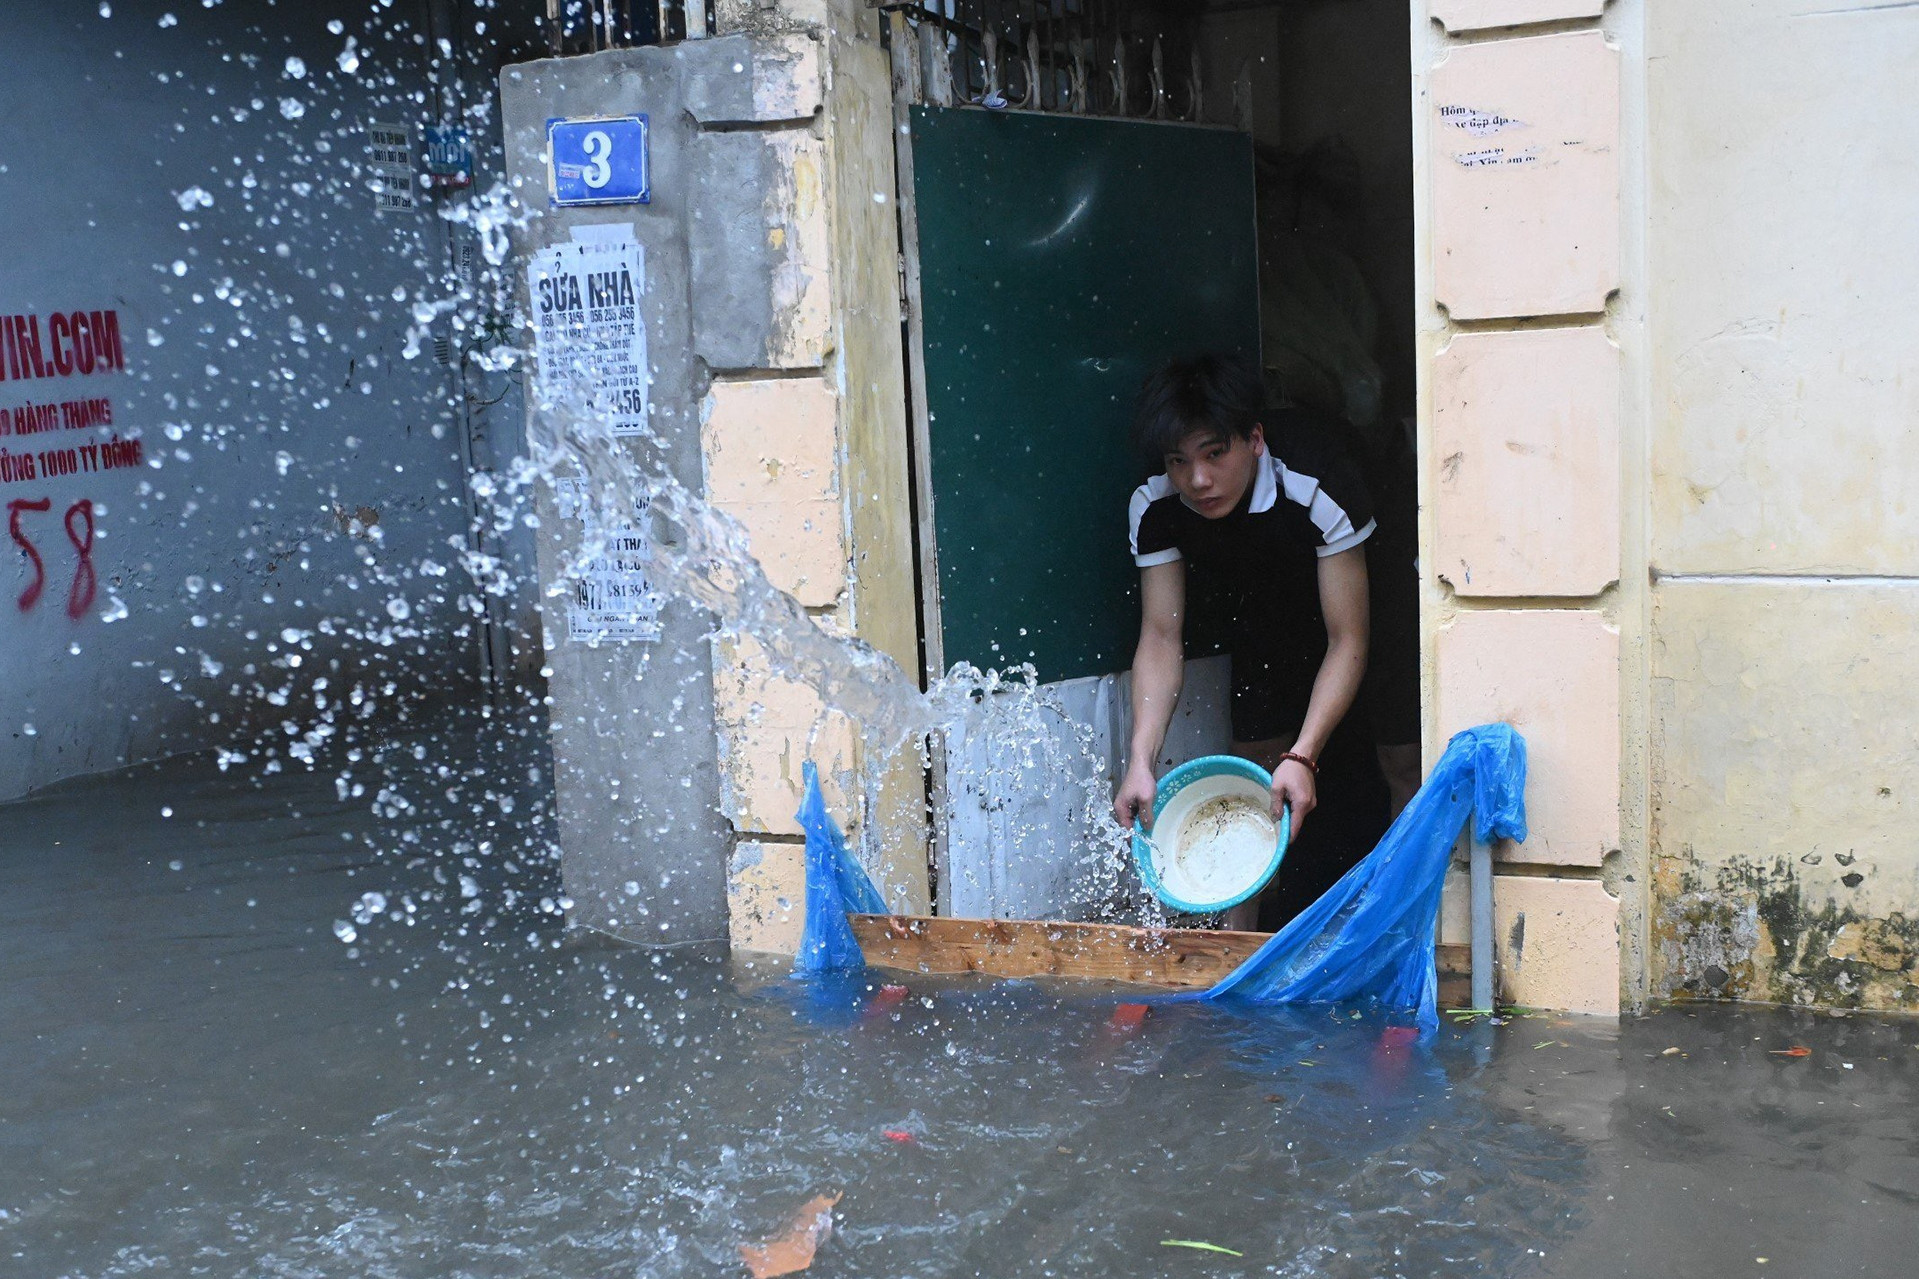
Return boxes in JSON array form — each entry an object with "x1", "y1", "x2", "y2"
[
  {"x1": 547, "y1": 115, "x2": 650, "y2": 206},
  {"x1": 423, "y1": 125, "x2": 474, "y2": 188}
]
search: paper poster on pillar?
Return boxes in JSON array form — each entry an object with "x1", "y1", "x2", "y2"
[
  {"x1": 527, "y1": 238, "x2": 649, "y2": 438},
  {"x1": 554, "y1": 476, "x2": 660, "y2": 644}
]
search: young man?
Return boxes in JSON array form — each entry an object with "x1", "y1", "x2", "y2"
[{"x1": 1111, "y1": 355, "x2": 1378, "y2": 931}]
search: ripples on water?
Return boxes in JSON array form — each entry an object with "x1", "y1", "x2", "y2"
[{"x1": 6, "y1": 723, "x2": 1919, "y2": 1279}]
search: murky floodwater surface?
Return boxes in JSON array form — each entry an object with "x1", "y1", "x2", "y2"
[{"x1": 4, "y1": 734, "x2": 1917, "y2": 1279}]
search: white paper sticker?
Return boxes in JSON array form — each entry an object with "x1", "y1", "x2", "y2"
[
  {"x1": 365, "y1": 120, "x2": 416, "y2": 214},
  {"x1": 527, "y1": 238, "x2": 649, "y2": 437},
  {"x1": 555, "y1": 477, "x2": 661, "y2": 644}
]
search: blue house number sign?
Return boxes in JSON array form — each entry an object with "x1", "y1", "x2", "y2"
[{"x1": 547, "y1": 115, "x2": 649, "y2": 206}]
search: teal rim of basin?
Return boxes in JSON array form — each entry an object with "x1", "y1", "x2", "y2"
[{"x1": 1131, "y1": 754, "x2": 1292, "y2": 916}]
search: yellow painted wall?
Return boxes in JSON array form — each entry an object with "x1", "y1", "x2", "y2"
[
  {"x1": 1646, "y1": 1, "x2": 1919, "y2": 1008},
  {"x1": 1415, "y1": 3, "x2": 1639, "y2": 1014},
  {"x1": 716, "y1": 0, "x2": 929, "y2": 956}
]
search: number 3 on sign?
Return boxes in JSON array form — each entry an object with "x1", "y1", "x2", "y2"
[
  {"x1": 547, "y1": 116, "x2": 649, "y2": 206},
  {"x1": 581, "y1": 130, "x2": 613, "y2": 189}
]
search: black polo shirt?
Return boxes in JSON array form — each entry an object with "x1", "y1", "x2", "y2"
[{"x1": 1126, "y1": 421, "x2": 1375, "y2": 740}]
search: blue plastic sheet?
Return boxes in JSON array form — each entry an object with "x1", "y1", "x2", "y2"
[
  {"x1": 791, "y1": 726, "x2": 1524, "y2": 1029},
  {"x1": 792, "y1": 761, "x2": 883, "y2": 975},
  {"x1": 1177, "y1": 722, "x2": 1527, "y2": 1033}
]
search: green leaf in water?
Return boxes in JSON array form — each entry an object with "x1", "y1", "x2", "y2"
[{"x1": 1161, "y1": 1240, "x2": 1246, "y2": 1257}]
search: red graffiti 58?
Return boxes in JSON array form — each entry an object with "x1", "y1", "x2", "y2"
[{"x1": 8, "y1": 496, "x2": 98, "y2": 618}]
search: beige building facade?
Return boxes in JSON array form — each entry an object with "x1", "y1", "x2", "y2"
[
  {"x1": 1420, "y1": 0, "x2": 1919, "y2": 1015},
  {"x1": 517, "y1": 0, "x2": 1919, "y2": 1017}
]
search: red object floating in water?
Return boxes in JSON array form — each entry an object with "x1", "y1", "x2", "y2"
[
  {"x1": 862, "y1": 985, "x2": 911, "y2": 1021},
  {"x1": 883, "y1": 1129, "x2": 916, "y2": 1144},
  {"x1": 1379, "y1": 1025, "x2": 1419, "y2": 1048},
  {"x1": 1110, "y1": 1003, "x2": 1151, "y2": 1032},
  {"x1": 1769, "y1": 1045, "x2": 1812, "y2": 1058}
]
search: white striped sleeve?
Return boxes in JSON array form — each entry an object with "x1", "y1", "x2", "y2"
[
  {"x1": 1278, "y1": 465, "x2": 1376, "y2": 557},
  {"x1": 1128, "y1": 479, "x2": 1183, "y2": 567}
]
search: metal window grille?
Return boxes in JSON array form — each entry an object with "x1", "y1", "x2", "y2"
[
  {"x1": 542, "y1": 0, "x2": 713, "y2": 57},
  {"x1": 879, "y1": 0, "x2": 1209, "y2": 123}
]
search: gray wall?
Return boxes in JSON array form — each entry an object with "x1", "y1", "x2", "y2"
[{"x1": 0, "y1": 0, "x2": 545, "y2": 800}]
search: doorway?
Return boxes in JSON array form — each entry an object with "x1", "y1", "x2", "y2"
[{"x1": 885, "y1": 2, "x2": 1418, "y2": 921}]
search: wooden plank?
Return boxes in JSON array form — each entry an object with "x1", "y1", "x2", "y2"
[
  {"x1": 850, "y1": 914, "x2": 1477, "y2": 992},
  {"x1": 850, "y1": 914, "x2": 1269, "y2": 989}
]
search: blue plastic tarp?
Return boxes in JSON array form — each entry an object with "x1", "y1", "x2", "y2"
[
  {"x1": 1176, "y1": 722, "x2": 1527, "y2": 1032},
  {"x1": 792, "y1": 761, "x2": 883, "y2": 975},
  {"x1": 791, "y1": 723, "x2": 1526, "y2": 1031}
]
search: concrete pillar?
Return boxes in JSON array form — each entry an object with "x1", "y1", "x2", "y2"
[
  {"x1": 1417, "y1": 2, "x2": 1637, "y2": 1015},
  {"x1": 501, "y1": 46, "x2": 736, "y2": 945},
  {"x1": 503, "y1": 0, "x2": 926, "y2": 953}
]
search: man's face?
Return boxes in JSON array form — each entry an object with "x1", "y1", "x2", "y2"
[{"x1": 1164, "y1": 424, "x2": 1265, "y2": 519}]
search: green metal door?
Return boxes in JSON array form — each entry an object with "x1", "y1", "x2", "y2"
[{"x1": 911, "y1": 106, "x2": 1260, "y2": 684}]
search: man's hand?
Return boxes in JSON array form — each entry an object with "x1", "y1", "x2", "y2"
[
  {"x1": 1271, "y1": 758, "x2": 1317, "y2": 837},
  {"x1": 1113, "y1": 760, "x2": 1159, "y2": 829}
]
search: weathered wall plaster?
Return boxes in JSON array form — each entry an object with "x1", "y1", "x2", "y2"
[
  {"x1": 706, "y1": 0, "x2": 926, "y2": 952},
  {"x1": 1433, "y1": 326, "x2": 1621, "y2": 597},
  {"x1": 702, "y1": 377, "x2": 846, "y2": 608},
  {"x1": 1645, "y1": 2, "x2": 1919, "y2": 1011},
  {"x1": 712, "y1": 632, "x2": 861, "y2": 839},
  {"x1": 1436, "y1": 610, "x2": 1621, "y2": 867},
  {"x1": 683, "y1": 30, "x2": 822, "y2": 125},
  {"x1": 1429, "y1": 30, "x2": 1619, "y2": 320},
  {"x1": 1651, "y1": 581, "x2": 1919, "y2": 1009},
  {"x1": 726, "y1": 838, "x2": 807, "y2": 955},
  {"x1": 690, "y1": 130, "x2": 832, "y2": 371},
  {"x1": 1496, "y1": 874, "x2": 1621, "y2": 1014}
]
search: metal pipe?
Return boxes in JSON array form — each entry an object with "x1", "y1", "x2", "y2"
[{"x1": 1470, "y1": 836, "x2": 1495, "y2": 1011}]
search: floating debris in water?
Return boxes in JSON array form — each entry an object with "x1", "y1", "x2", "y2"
[
  {"x1": 1161, "y1": 1239, "x2": 1245, "y2": 1257},
  {"x1": 739, "y1": 1192, "x2": 841, "y2": 1279}
]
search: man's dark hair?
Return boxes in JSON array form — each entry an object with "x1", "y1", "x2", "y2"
[{"x1": 1131, "y1": 354, "x2": 1266, "y2": 460}]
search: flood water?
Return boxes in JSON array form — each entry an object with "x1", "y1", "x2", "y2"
[{"x1": 5, "y1": 721, "x2": 1917, "y2": 1279}]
